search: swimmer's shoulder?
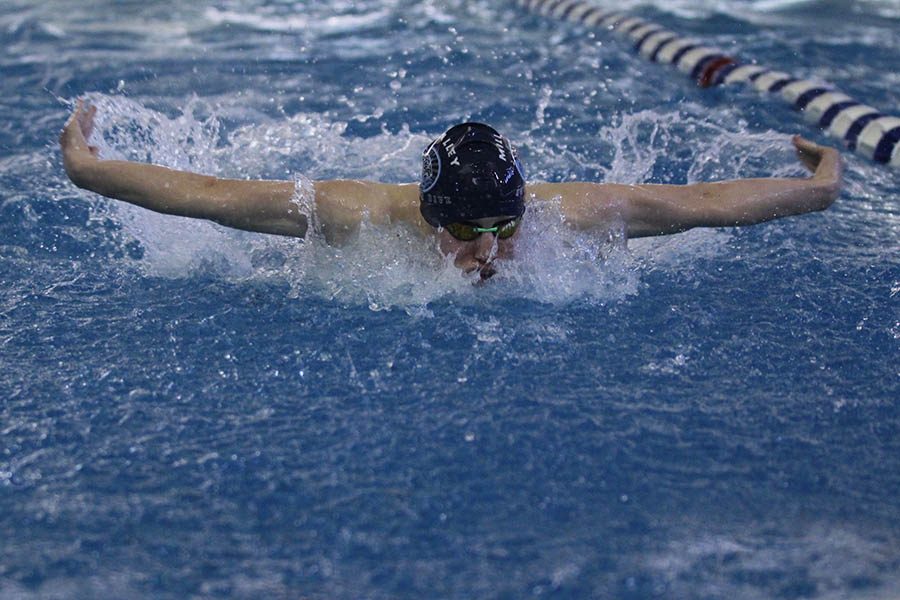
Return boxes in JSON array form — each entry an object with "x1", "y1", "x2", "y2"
[
  {"x1": 384, "y1": 182, "x2": 427, "y2": 227},
  {"x1": 526, "y1": 181, "x2": 633, "y2": 227},
  {"x1": 527, "y1": 181, "x2": 629, "y2": 203},
  {"x1": 314, "y1": 179, "x2": 416, "y2": 210},
  {"x1": 314, "y1": 179, "x2": 425, "y2": 229}
]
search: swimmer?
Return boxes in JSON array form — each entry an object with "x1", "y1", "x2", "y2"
[{"x1": 60, "y1": 101, "x2": 842, "y2": 280}]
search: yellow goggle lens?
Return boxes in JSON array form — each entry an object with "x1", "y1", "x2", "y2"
[{"x1": 445, "y1": 219, "x2": 520, "y2": 241}]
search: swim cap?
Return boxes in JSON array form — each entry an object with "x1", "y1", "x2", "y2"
[{"x1": 419, "y1": 122, "x2": 526, "y2": 228}]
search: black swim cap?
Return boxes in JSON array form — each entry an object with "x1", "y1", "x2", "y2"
[{"x1": 419, "y1": 122, "x2": 526, "y2": 228}]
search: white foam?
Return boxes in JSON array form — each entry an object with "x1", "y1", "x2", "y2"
[
  {"x1": 74, "y1": 96, "x2": 815, "y2": 313},
  {"x1": 202, "y1": 7, "x2": 392, "y2": 35},
  {"x1": 643, "y1": 526, "x2": 900, "y2": 600},
  {"x1": 76, "y1": 96, "x2": 644, "y2": 311},
  {"x1": 223, "y1": 114, "x2": 425, "y2": 183},
  {"x1": 256, "y1": 196, "x2": 640, "y2": 314}
]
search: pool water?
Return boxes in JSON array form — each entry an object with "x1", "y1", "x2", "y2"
[{"x1": 1, "y1": 0, "x2": 899, "y2": 598}]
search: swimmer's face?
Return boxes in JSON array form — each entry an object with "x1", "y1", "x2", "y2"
[{"x1": 437, "y1": 216, "x2": 517, "y2": 281}]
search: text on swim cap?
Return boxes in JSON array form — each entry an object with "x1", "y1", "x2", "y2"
[
  {"x1": 442, "y1": 137, "x2": 461, "y2": 167},
  {"x1": 492, "y1": 133, "x2": 507, "y2": 162},
  {"x1": 423, "y1": 193, "x2": 454, "y2": 205}
]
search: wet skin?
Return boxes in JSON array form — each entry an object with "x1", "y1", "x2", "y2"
[{"x1": 436, "y1": 216, "x2": 516, "y2": 280}]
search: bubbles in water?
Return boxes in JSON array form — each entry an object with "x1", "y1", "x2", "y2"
[
  {"x1": 642, "y1": 526, "x2": 900, "y2": 600},
  {"x1": 81, "y1": 93, "x2": 223, "y2": 174},
  {"x1": 76, "y1": 95, "x2": 658, "y2": 313},
  {"x1": 65, "y1": 94, "x2": 824, "y2": 314},
  {"x1": 257, "y1": 202, "x2": 639, "y2": 314}
]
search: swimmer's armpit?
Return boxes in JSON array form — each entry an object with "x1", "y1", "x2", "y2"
[{"x1": 310, "y1": 179, "x2": 421, "y2": 245}]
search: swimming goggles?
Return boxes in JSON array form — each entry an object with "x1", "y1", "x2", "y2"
[{"x1": 444, "y1": 218, "x2": 520, "y2": 241}]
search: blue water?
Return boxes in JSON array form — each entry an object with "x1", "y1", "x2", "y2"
[{"x1": 2, "y1": 0, "x2": 899, "y2": 598}]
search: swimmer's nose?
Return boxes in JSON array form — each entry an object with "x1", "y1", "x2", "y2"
[{"x1": 473, "y1": 233, "x2": 496, "y2": 263}]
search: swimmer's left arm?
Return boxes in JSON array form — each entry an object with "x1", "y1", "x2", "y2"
[{"x1": 617, "y1": 136, "x2": 842, "y2": 238}]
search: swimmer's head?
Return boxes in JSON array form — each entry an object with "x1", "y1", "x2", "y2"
[{"x1": 419, "y1": 122, "x2": 526, "y2": 228}]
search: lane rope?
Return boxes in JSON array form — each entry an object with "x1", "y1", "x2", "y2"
[{"x1": 515, "y1": 0, "x2": 900, "y2": 169}]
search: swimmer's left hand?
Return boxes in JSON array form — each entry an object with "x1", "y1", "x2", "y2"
[
  {"x1": 792, "y1": 135, "x2": 842, "y2": 196},
  {"x1": 793, "y1": 136, "x2": 840, "y2": 174}
]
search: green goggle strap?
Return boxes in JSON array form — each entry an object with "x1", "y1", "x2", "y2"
[{"x1": 445, "y1": 219, "x2": 520, "y2": 241}]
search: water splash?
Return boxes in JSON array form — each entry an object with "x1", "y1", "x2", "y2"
[
  {"x1": 642, "y1": 526, "x2": 900, "y2": 600},
  {"x1": 254, "y1": 196, "x2": 640, "y2": 314},
  {"x1": 57, "y1": 96, "x2": 829, "y2": 313},
  {"x1": 71, "y1": 95, "x2": 650, "y2": 312}
]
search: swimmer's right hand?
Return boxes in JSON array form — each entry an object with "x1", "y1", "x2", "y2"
[{"x1": 60, "y1": 100, "x2": 100, "y2": 183}]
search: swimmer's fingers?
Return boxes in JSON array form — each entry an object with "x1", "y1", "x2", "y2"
[
  {"x1": 792, "y1": 135, "x2": 822, "y2": 172},
  {"x1": 75, "y1": 100, "x2": 100, "y2": 157},
  {"x1": 60, "y1": 101, "x2": 87, "y2": 147},
  {"x1": 60, "y1": 100, "x2": 100, "y2": 159},
  {"x1": 78, "y1": 101, "x2": 98, "y2": 147},
  {"x1": 792, "y1": 135, "x2": 843, "y2": 190}
]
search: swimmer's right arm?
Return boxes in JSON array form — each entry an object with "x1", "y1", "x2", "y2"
[
  {"x1": 61, "y1": 102, "x2": 430, "y2": 241},
  {"x1": 61, "y1": 101, "x2": 307, "y2": 237}
]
